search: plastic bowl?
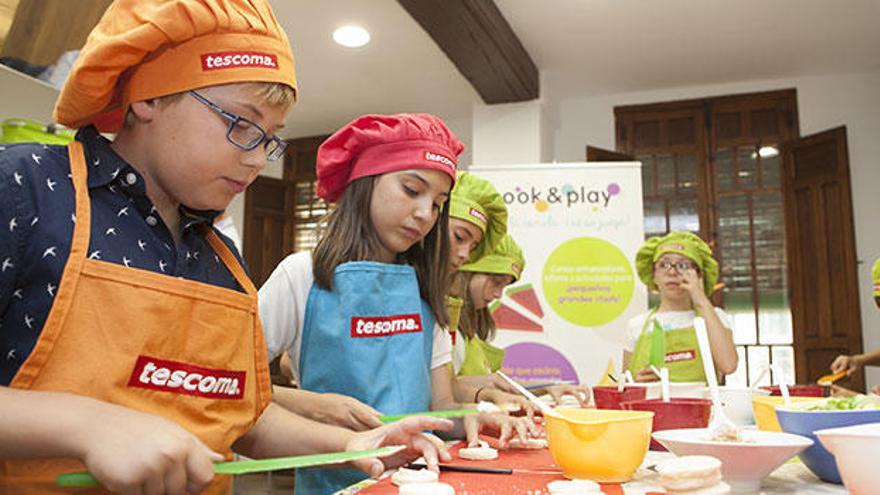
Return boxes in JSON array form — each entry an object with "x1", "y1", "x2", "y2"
[
  {"x1": 653, "y1": 428, "x2": 813, "y2": 493},
  {"x1": 816, "y1": 422, "x2": 880, "y2": 495},
  {"x1": 620, "y1": 398, "x2": 711, "y2": 450},
  {"x1": 752, "y1": 396, "x2": 823, "y2": 432},
  {"x1": 715, "y1": 387, "x2": 770, "y2": 426},
  {"x1": 544, "y1": 408, "x2": 654, "y2": 482},
  {"x1": 592, "y1": 386, "x2": 647, "y2": 410},
  {"x1": 775, "y1": 406, "x2": 880, "y2": 483},
  {"x1": 759, "y1": 384, "x2": 826, "y2": 397}
]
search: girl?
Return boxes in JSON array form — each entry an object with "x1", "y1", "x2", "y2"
[
  {"x1": 625, "y1": 231, "x2": 738, "y2": 382},
  {"x1": 259, "y1": 114, "x2": 532, "y2": 494},
  {"x1": 451, "y1": 234, "x2": 589, "y2": 405}
]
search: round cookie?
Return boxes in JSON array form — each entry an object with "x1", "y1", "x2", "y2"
[
  {"x1": 546, "y1": 479, "x2": 602, "y2": 494},
  {"x1": 655, "y1": 455, "x2": 723, "y2": 492},
  {"x1": 398, "y1": 481, "x2": 455, "y2": 495},
  {"x1": 508, "y1": 437, "x2": 548, "y2": 449},
  {"x1": 391, "y1": 467, "x2": 439, "y2": 486},
  {"x1": 458, "y1": 442, "x2": 498, "y2": 461}
]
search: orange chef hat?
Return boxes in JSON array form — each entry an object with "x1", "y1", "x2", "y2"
[{"x1": 53, "y1": 0, "x2": 297, "y2": 133}]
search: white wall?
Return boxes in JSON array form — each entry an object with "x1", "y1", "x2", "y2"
[{"x1": 547, "y1": 70, "x2": 880, "y2": 389}]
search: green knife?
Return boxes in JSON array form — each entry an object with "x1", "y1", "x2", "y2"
[
  {"x1": 379, "y1": 408, "x2": 478, "y2": 423},
  {"x1": 56, "y1": 445, "x2": 405, "y2": 487}
]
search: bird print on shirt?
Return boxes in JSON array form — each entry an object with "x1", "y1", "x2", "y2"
[
  {"x1": 42, "y1": 246, "x2": 57, "y2": 258},
  {"x1": 122, "y1": 257, "x2": 132, "y2": 268},
  {"x1": 24, "y1": 314, "x2": 34, "y2": 329},
  {"x1": 46, "y1": 178, "x2": 56, "y2": 191},
  {"x1": 13, "y1": 172, "x2": 22, "y2": 186},
  {"x1": 117, "y1": 207, "x2": 129, "y2": 217},
  {"x1": 31, "y1": 153, "x2": 41, "y2": 165},
  {"x1": 105, "y1": 227, "x2": 118, "y2": 236},
  {"x1": 47, "y1": 283, "x2": 56, "y2": 297},
  {"x1": 137, "y1": 239, "x2": 147, "y2": 251},
  {"x1": 1, "y1": 258, "x2": 12, "y2": 272},
  {"x1": 31, "y1": 217, "x2": 38, "y2": 226},
  {"x1": 88, "y1": 250, "x2": 101, "y2": 260},
  {"x1": 8, "y1": 217, "x2": 16, "y2": 232},
  {"x1": 159, "y1": 260, "x2": 168, "y2": 273}
]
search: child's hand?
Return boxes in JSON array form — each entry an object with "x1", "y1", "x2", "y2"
[
  {"x1": 463, "y1": 412, "x2": 538, "y2": 448},
  {"x1": 77, "y1": 404, "x2": 223, "y2": 494},
  {"x1": 345, "y1": 417, "x2": 453, "y2": 478},
  {"x1": 477, "y1": 387, "x2": 538, "y2": 419},
  {"x1": 543, "y1": 385, "x2": 590, "y2": 407},
  {"x1": 830, "y1": 354, "x2": 863, "y2": 376},
  {"x1": 311, "y1": 393, "x2": 384, "y2": 431},
  {"x1": 680, "y1": 268, "x2": 706, "y2": 302}
]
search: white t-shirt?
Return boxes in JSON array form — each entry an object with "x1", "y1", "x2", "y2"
[
  {"x1": 623, "y1": 307, "x2": 735, "y2": 353},
  {"x1": 258, "y1": 251, "x2": 452, "y2": 381}
]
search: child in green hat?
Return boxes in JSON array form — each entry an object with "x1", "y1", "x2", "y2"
[
  {"x1": 626, "y1": 231, "x2": 738, "y2": 382},
  {"x1": 829, "y1": 257, "x2": 880, "y2": 395}
]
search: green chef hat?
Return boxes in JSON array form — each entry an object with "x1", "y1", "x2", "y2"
[
  {"x1": 460, "y1": 234, "x2": 525, "y2": 281},
  {"x1": 449, "y1": 172, "x2": 508, "y2": 261},
  {"x1": 635, "y1": 231, "x2": 719, "y2": 296},
  {"x1": 872, "y1": 257, "x2": 880, "y2": 298}
]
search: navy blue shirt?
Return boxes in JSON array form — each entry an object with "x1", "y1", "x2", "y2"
[{"x1": 0, "y1": 127, "x2": 247, "y2": 385}]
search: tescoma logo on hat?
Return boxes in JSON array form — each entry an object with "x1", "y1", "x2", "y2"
[
  {"x1": 468, "y1": 207, "x2": 488, "y2": 227},
  {"x1": 201, "y1": 51, "x2": 279, "y2": 71},
  {"x1": 424, "y1": 150, "x2": 456, "y2": 170}
]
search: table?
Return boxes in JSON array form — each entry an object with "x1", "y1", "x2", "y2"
[{"x1": 339, "y1": 443, "x2": 848, "y2": 495}]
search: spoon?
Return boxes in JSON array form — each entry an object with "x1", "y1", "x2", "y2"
[
  {"x1": 694, "y1": 317, "x2": 737, "y2": 438},
  {"x1": 496, "y1": 371, "x2": 563, "y2": 418}
]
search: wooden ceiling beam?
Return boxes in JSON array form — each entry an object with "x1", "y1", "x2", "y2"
[{"x1": 397, "y1": 0, "x2": 538, "y2": 104}]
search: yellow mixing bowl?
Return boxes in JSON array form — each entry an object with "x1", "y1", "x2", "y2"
[
  {"x1": 544, "y1": 408, "x2": 654, "y2": 482},
  {"x1": 753, "y1": 396, "x2": 824, "y2": 431}
]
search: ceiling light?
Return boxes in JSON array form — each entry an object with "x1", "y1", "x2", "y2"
[{"x1": 333, "y1": 25, "x2": 370, "y2": 48}]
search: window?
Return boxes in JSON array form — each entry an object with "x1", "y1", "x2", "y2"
[{"x1": 615, "y1": 90, "x2": 799, "y2": 386}]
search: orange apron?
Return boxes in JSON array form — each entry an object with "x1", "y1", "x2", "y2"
[{"x1": 2, "y1": 142, "x2": 271, "y2": 494}]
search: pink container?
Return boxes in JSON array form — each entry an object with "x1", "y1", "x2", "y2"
[
  {"x1": 592, "y1": 386, "x2": 647, "y2": 410},
  {"x1": 760, "y1": 385, "x2": 826, "y2": 397},
  {"x1": 621, "y1": 398, "x2": 712, "y2": 450}
]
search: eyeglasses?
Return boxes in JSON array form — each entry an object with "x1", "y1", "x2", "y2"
[
  {"x1": 655, "y1": 260, "x2": 698, "y2": 273},
  {"x1": 188, "y1": 90, "x2": 287, "y2": 162}
]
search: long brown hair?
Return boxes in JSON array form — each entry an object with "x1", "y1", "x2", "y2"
[
  {"x1": 312, "y1": 175, "x2": 451, "y2": 327},
  {"x1": 449, "y1": 271, "x2": 496, "y2": 341}
]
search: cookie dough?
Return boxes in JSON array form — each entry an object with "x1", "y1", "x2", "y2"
[
  {"x1": 546, "y1": 479, "x2": 602, "y2": 494},
  {"x1": 458, "y1": 441, "x2": 498, "y2": 460},
  {"x1": 655, "y1": 455, "x2": 723, "y2": 492},
  {"x1": 508, "y1": 437, "x2": 548, "y2": 449},
  {"x1": 391, "y1": 467, "x2": 439, "y2": 486},
  {"x1": 398, "y1": 481, "x2": 455, "y2": 495}
]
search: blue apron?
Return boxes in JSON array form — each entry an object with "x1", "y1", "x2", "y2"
[{"x1": 296, "y1": 261, "x2": 435, "y2": 494}]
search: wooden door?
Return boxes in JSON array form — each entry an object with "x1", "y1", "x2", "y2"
[
  {"x1": 242, "y1": 176, "x2": 294, "y2": 288},
  {"x1": 782, "y1": 126, "x2": 864, "y2": 390},
  {"x1": 586, "y1": 145, "x2": 633, "y2": 162}
]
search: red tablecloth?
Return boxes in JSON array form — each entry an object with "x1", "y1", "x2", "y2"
[{"x1": 358, "y1": 438, "x2": 633, "y2": 495}]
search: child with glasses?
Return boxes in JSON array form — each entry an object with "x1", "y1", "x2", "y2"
[
  {"x1": 624, "y1": 231, "x2": 739, "y2": 383},
  {"x1": 0, "y1": 1, "x2": 450, "y2": 492}
]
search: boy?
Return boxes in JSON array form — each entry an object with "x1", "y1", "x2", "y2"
[{"x1": 0, "y1": 1, "x2": 449, "y2": 493}]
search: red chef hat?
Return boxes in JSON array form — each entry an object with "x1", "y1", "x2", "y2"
[{"x1": 316, "y1": 113, "x2": 464, "y2": 203}]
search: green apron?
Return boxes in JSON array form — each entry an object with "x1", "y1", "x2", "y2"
[
  {"x1": 628, "y1": 309, "x2": 707, "y2": 383},
  {"x1": 458, "y1": 337, "x2": 505, "y2": 376}
]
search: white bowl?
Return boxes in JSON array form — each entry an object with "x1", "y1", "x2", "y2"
[
  {"x1": 652, "y1": 428, "x2": 813, "y2": 492},
  {"x1": 815, "y1": 422, "x2": 880, "y2": 495},
  {"x1": 713, "y1": 387, "x2": 771, "y2": 426}
]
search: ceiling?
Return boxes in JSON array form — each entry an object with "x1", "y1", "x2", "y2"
[{"x1": 270, "y1": 0, "x2": 880, "y2": 139}]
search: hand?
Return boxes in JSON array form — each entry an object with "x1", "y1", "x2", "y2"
[
  {"x1": 311, "y1": 393, "x2": 383, "y2": 431},
  {"x1": 680, "y1": 269, "x2": 707, "y2": 304},
  {"x1": 634, "y1": 367, "x2": 660, "y2": 382},
  {"x1": 476, "y1": 387, "x2": 537, "y2": 419},
  {"x1": 830, "y1": 354, "x2": 863, "y2": 376},
  {"x1": 463, "y1": 412, "x2": 539, "y2": 448},
  {"x1": 543, "y1": 385, "x2": 590, "y2": 407},
  {"x1": 76, "y1": 404, "x2": 223, "y2": 495},
  {"x1": 871, "y1": 385, "x2": 880, "y2": 396},
  {"x1": 346, "y1": 416, "x2": 453, "y2": 478}
]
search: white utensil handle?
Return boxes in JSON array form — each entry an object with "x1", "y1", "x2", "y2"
[{"x1": 693, "y1": 317, "x2": 721, "y2": 404}]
